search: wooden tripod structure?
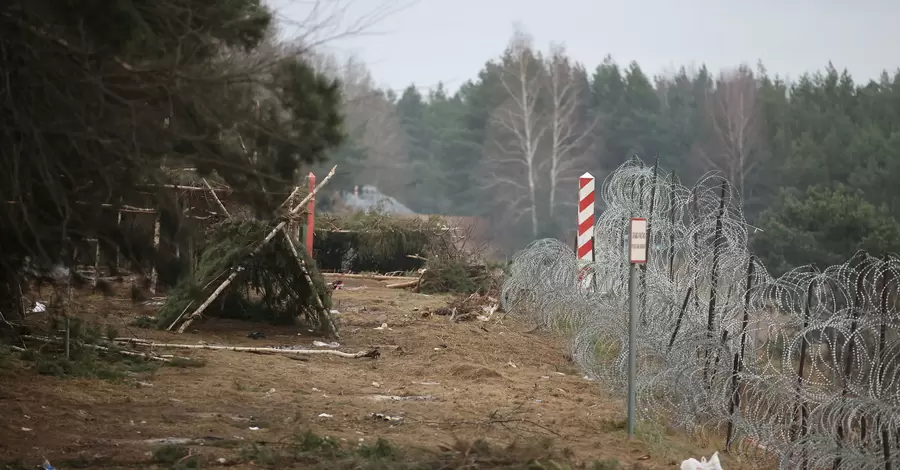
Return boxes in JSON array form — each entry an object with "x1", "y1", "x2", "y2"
[{"x1": 168, "y1": 166, "x2": 338, "y2": 337}]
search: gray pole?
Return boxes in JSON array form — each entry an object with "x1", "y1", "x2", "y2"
[{"x1": 627, "y1": 261, "x2": 637, "y2": 438}]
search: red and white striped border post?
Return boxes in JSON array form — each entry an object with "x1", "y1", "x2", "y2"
[{"x1": 578, "y1": 172, "x2": 595, "y2": 288}]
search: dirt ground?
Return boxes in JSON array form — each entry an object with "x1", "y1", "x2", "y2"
[{"x1": 0, "y1": 277, "x2": 764, "y2": 469}]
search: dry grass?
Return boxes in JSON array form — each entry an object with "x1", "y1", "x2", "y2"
[{"x1": 0, "y1": 278, "x2": 767, "y2": 469}]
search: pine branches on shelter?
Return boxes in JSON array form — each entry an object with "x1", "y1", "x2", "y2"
[{"x1": 158, "y1": 219, "x2": 334, "y2": 335}]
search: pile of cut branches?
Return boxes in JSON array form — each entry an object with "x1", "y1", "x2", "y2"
[
  {"x1": 385, "y1": 256, "x2": 505, "y2": 296},
  {"x1": 423, "y1": 293, "x2": 501, "y2": 322},
  {"x1": 314, "y1": 210, "x2": 452, "y2": 273},
  {"x1": 416, "y1": 258, "x2": 505, "y2": 295}
]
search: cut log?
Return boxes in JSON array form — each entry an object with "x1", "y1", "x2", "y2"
[{"x1": 387, "y1": 279, "x2": 419, "y2": 289}]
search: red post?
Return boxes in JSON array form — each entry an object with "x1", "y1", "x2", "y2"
[{"x1": 306, "y1": 172, "x2": 315, "y2": 255}]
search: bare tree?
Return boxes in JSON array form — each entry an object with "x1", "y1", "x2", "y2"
[
  {"x1": 482, "y1": 26, "x2": 546, "y2": 237},
  {"x1": 270, "y1": 0, "x2": 416, "y2": 52},
  {"x1": 338, "y1": 56, "x2": 409, "y2": 197},
  {"x1": 309, "y1": 53, "x2": 410, "y2": 197},
  {"x1": 698, "y1": 65, "x2": 763, "y2": 197},
  {"x1": 544, "y1": 43, "x2": 595, "y2": 219}
]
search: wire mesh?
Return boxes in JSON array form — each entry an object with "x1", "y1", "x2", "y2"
[{"x1": 500, "y1": 158, "x2": 900, "y2": 469}]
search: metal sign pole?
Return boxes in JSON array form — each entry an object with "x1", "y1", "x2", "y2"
[
  {"x1": 627, "y1": 259, "x2": 637, "y2": 438},
  {"x1": 627, "y1": 217, "x2": 647, "y2": 439}
]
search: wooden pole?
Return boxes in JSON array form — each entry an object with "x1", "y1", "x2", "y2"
[
  {"x1": 132, "y1": 183, "x2": 294, "y2": 196},
  {"x1": 64, "y1": 317, "x2": 71, "y2": 359},
  {"x1": 290, "y1": 185, "x2": 301, "y2": 241},
  {"x1": 115, "y1": 198, "x2": 123, "y2": 272},
  {"x1": 667, "y1": 286, "x2": 693, "y2": 352},
  {"x1": 281, "y1": 228, "x2": 338, "y2": 338},
  {"x1": 175, "y1": 270, "x2": 240, "y2": 333},
  {"x1": 279, "y1": 186, "x2": 303, "y2": 210},
  {"x1": 306, "y1": 172, "x2": 316, "y2": 256},
  {"x1": 726, "y1": 256, "x2": 755, "y2": 450},
  {"x1": 202, "y1": 178, "x2": 230, "y2": 218},
  {"x1": 149, "y1": 212, "x2": 161, "y2": 295},
  {"x1": 92, "y1": 239, "x2": 100, "y2": 287},
  {"x1": 175, "y1": 166, "x2": 337, "y2": 333},
  {"x1": 704, "y1": 181, "x2": 728, "y2": 384}
]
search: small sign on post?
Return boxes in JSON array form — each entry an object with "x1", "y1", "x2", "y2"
[
  {"x1": 629, "y1": 218, "x2": 648, "y2": 264},
  {"x1": 626, "y1": 216, "x2": 647, "y2": 439}
]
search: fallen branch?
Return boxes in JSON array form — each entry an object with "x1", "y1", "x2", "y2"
[
  {"x1": 202, "y1": 178, "x2": 231, "y2": 218},
  {"x1": 111, "y1": 337, "x2": 155, "y2": 345},
  {"x1": 3, "y1": 201, "x2": 159, "y2": 214},
  {"x1": 165, "y1": 300, "x2": 195, "y2": 331},
  {"x1": 324, "y1": 273, "x2": 419, "y2": 282},
  {"x1": 113, "y1": 338, "x2": 379, "y2": 359},
  {"x1": 404, "y1": 403, "x2": 562, "y2": 438},
  {"x1": 387, "y1": 279, "x2": 419, "y2": 289},
  {"x1": 92, "y1": 344, "x2": 172, "y2": 362},
  {"x1": 22, "y1": 335, "x2": 173, "y2": 362}
]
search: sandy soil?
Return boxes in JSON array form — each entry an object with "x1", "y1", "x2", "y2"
[{"x1": 0, "y1": 277, "x2": 764, "y2": 469}]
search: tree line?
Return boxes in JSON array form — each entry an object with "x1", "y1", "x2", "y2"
[
  {"x1": 3, "y1": 0, "x2": 898, "y2": 302},
  {"x1": 317, "y1": 26, "x2": 900, "y2": 274}
]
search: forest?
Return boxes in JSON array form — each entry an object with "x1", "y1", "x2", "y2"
[
  {"x1": 315, "y1": 26, "x2": 900, "y2": 275},
  {"x1": 2, "y1": 0, "x2": 899, "y2": 287}
]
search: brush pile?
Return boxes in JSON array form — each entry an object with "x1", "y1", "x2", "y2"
[
  {"x1": 417, "y1": 258, "x2": 504, "y2": 295},
  {"x1": 423, "y1": 293, "x2": 501, "y2": 322},
  {"x1": 314, "y1": 211, "x2": 452, "y2": 272}
]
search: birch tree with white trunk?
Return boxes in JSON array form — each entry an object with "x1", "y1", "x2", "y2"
[
  {"x1": 482, "y1": 26, "x2": 547, "y2": 237},
  {"x1": 544, "y1": 43, "x2": 596, "y2": 219},
  {"x1": 698, "y1": 65, "x2": 762, "y2": 198}
]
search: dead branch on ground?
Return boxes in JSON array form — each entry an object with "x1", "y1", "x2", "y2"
[
  {"x1": 113, "y1": 337, "x2": 380, "y2": 359},
  {"x1": 22, "y1": 335, "x2": 182, "y2": 362},
  {"x1": 406, "y1": 403, "x2": 562, "y2": 438},
  {"x1": 324, "y1": 272, "x2": 419, "y2": 281}
]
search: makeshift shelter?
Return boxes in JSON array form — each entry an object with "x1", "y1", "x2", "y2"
[{"x1": 159, "y1": 167, "x2": 338, "y2": 337}]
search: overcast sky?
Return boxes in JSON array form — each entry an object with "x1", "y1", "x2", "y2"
[{"x1": 269, "y1": 0, "x2": 900, "y2": 94}]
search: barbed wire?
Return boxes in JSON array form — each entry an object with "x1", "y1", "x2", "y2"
[{"x1": 501, "y1": 158, "x2": 900, "y2": 469}]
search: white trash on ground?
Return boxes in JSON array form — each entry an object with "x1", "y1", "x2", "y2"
[{"x1": 680, "y1": 451, "x2": 723, "y2": 470}]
